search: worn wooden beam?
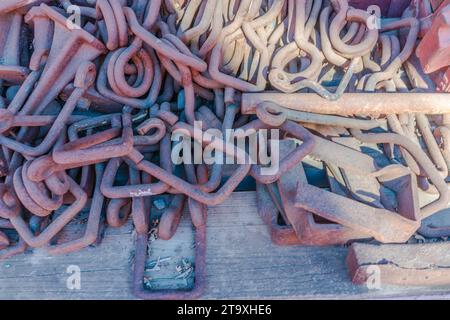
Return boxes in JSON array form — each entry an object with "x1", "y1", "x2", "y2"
[
  {"x1": 0, "y1": 191, "x2": 450, "y2": 299},
  {"x1": 347, "y1": 242, "x2": 450, "y2": 286}
]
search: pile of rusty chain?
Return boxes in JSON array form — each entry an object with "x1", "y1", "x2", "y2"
[{"x1": 0, "y1": 0, "x2": 449, "y2": 298}]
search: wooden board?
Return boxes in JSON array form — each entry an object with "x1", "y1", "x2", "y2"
[{"x1": 1, "y1": 191, "x2": 450, "y2": 299}]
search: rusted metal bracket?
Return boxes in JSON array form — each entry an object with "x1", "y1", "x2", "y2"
[
  {"x1": 0, "y1": 62, "x2": 96, "y2": 157},
  {"x1": 21, "y1": 4, "x2": 105, "y2": 116},
  {"x1": 276, "y1": 140, "x2": 371, "y2": 245},
  {"x1": 10, "y1": 175, "x2": 87, "y2": 248},
  {"x1": 0, "y1": 12, "x2": 30, "y2": 84},
  {"x1": 295, "y1": 182, "x2": 419, "y2": 243},
  {"x1": 417, "y1": 4, "x2": 450, "y2": 74},
  {"x1": 45, "y1": 163, "x2": 105, "y2": 254},
  {"x1": 128, "y1": 122, "x2": 251, "y2": 206}
]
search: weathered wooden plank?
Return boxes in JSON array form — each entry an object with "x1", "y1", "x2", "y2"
[
  {"x1": 348, "y1": 242, "x2": 450, "y2": 286},
  {"x1": 0, "y1": 191, "x2": 450, "y2": 299}
]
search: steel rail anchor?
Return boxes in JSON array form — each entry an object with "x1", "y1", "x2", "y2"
[
  {"x1": 234, "y1": 118, "x2": 316, "y2": 184},
  {"x1": 101, "y1": 120, "x2": 172, "y2": 199},
  {"x1": 10, "y1": 176, "x2": 88, "y2": 248},
  {"x1": 0, "y1": 113, "x2": 88, "y2": 134},
  {"x1": 124, "y1": 7, "x2": 207, "y2": 72},
  {"x1": 97, "y1": 44, "x2": 163, "y2": 109},
  {"x1": 127, "y1": 122, "x2": 251, "y2": 206},
  {"x1": 13, "y1": 166, "x2": 51, "y2": 217},
  {"x1": 269, "y1": 1, "x2": 325, "y2": 93},
  {"x1": 51, "y1": 111, "x2": 140, "y2": 165},
  {"x1": 185, "y1": 103, "x2": 236, "y2": 194},
  {"x1": 101, "y1": 157, "x2": 170, "y2": 198},
  {"x1": 128, "y1": 157, "x2": 249, "y2": 206},
  {"x1": 45, "y1": 163, "x2": 105, "y2": 254},
  {"x1": 17, "y1": 162, "x2": 64, "y2": 215},
  {"x1": 106, "y1": 198, "x2": 131, "y2": 228},
  {"x1": 96, "y1": 0, "x2": 128, "y2": 51},
  {"x1": 107, "y1": 41, "x2": 154, "y2": 98},
  {"x1": 328, "y1": 0, "x2": 379, "y2": 57},
  {"x1": 21, "y1": 4, "x2": 105, "y2": 116},
  {"x1": 25, "y1": 144, "x2": 120, "y2": 183}
]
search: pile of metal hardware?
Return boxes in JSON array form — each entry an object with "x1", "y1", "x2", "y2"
[{"x1": 0, "y1": 0, "x2": 449, "y2": 299}]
